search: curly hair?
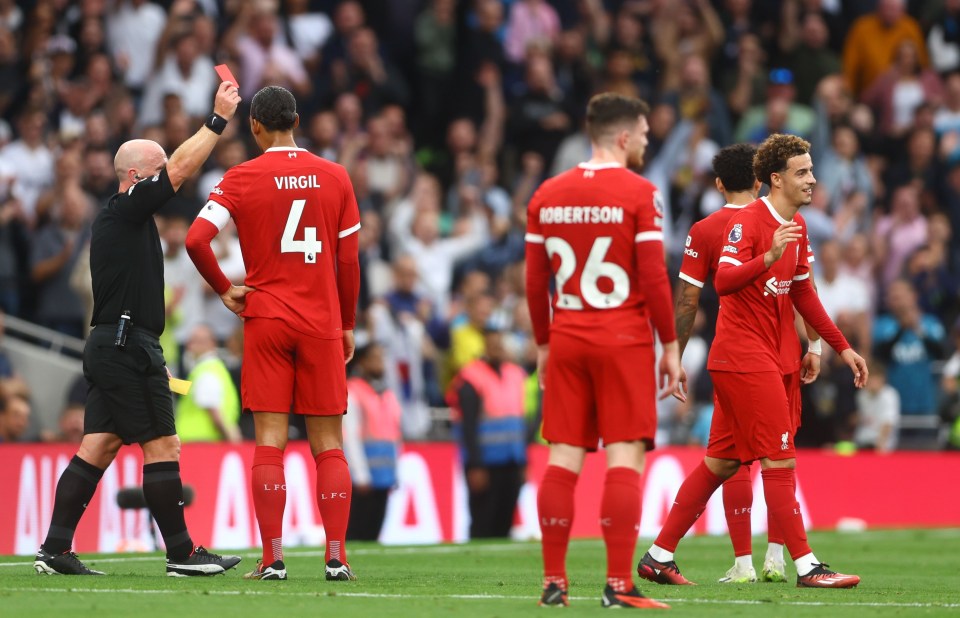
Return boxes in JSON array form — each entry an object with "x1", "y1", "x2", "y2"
[
  {"x1": 250, "y1": 86, "x2": 298, "y2": 132},
  {"x1": 712, "y1": 143, "x2": 757, "y2": 192},
  {"x1": 753, "y1": 134, "x2": 811, "y2": 186}
]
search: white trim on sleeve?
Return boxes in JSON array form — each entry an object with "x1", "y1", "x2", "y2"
[
  {"x1": 793, "y1": 272, "x2": 810, "y2": 281},
  {"x1": 718, "y1": 256, "x2": 743, "y2": 267},
  {"x1": 197, "y1": 201, "x2": 231, "y2": 231},
  {"x1": 338, "y1": 222, "x2": 361, "y2": 238},
  {"x1": 635, "y1": 231, "x2": 664, "y2": 243},
  {"x1": 678, "y1": 272, "x2": 705, "y2": 288},
  {"x1": 525, "y1": 233, "x2": 545, "y2": 243}
]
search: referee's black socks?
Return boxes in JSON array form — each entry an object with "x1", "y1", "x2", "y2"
[
  {"x1": 142, "y1": 461, "x2": 194, "y2": 561},
  {"x1": 41, "y1": 455, "x2": 104, "y2": 555}
]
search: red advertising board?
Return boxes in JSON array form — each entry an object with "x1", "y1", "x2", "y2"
[{"x1": 2, "y1": 443, "x2": 958, "y2": 555}]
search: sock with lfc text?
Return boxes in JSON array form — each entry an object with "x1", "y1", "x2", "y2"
[
  {"x1": 41, "y1": 455, "x2": 104, "y2": 555},
  {"x1": 761, "y1": 467, "x2": 812, "y2": 562},
  {"x1": 539, "y1": 465, "x2": 578, "y2": 587},
  {"x1": 316, "y1": 448, "x2": 352, "y2": 564},
  {"x1": 602, "y1": 467, "x2": 642, "y2": 593},
  {"x1": 722, "y1": 465, "x2": 753, "y2": 557},
  {"x1": 652, "y1": 461, "x2": 724, "y2": 554},
  {"x1": 252, "y1": 446, "x2": 286, "y2": 565},
  {"x1": 142, "y1": 461, "x2": 194, "y2": 561}
]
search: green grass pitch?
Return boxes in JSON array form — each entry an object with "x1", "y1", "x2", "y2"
[{"x1": 2, "y1": 529, "x2": 958, "y2": 617}]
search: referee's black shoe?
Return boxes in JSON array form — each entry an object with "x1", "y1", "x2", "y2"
[
  {"x1": 34, "y1": 549, "x2": 105, "y2": 575},
  {"x1": 166, "y1": 546, "x2": 241, "y2": 577}
]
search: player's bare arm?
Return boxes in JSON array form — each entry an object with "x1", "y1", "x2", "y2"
[
  {"x1": 672, "y1": 280, "x2": 701, "y2": 401},
  {"x1": 763, "y1": 222, "x2": 803, "y2": 268},
  {"x1": 165, "y1": 82, "x2": 241, "y2": 191},
  {"x1": 343, "y1": 329, "x2": 356, "y2": 364},
  {"x1": 658, "y1": 340, "x2": 681, "y2": 400}
]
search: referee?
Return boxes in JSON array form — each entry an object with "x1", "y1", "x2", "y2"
[{"x1": 34, "y1": 82, "x2": 243, "y2": 577}]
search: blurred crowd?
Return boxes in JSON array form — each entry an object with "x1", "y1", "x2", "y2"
[{"x1": 1, "y1": 0, "x2": 960, "y2": 452}]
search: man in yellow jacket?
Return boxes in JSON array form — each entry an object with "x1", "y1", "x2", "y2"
[{"x1": 175, "y1": 323, "x2": 241, "y2": 442}]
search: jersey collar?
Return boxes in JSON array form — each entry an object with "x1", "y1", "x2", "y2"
[
  {"x1": 577, "y1": 161, "x2": 623, "y2": 170},
  {"x1": 265, "y1": 147, "x2": 307, "y2": 153},
  {"x1": 760, "y1": 196, "x2": 790, "y2": 224},
  {"x1": 722, "y1": 203, "x2": 748, "y2": 210}
]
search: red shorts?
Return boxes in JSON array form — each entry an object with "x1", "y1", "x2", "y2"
[
  {"x1": 707, "y1": 371, "x2": 802, "y2": 460},
  {"x1": 709, "y1": 370, "x2": 795, "y2": 463},
  {"x1": 242, "y1": 318, "x2": 346, "y2": 415},
  {"x1": 541, "y1": 333, "x2": 656, "y2": 450},
  {"x1": 784, "y1": 370, "x2": 801, "y2": 431}
]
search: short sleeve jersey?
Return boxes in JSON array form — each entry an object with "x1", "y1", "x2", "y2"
[
  {"x1": 707, "y1": 197, "x2": 811, "y2": 373},
  {"x1": 90, "y1": 168, "x2": 175, "y2": 334},
  {"x1": 525, "y1": 163, "x2": 665, "y2": 346},
  {"x1": 680, "y1": 203, "x2": 814, "y2": 374},
  {"x1": 207, "y1": 147, "x2": 361, "y2": 339}
]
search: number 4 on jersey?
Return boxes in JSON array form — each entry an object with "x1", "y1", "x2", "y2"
[{"x1": 282, "y1": 199, "x2": 322, "y2": 263}]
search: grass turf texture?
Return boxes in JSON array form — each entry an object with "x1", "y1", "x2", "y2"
[{"x1": 1, "y1": 529, "x2": 958, "y2": 617}]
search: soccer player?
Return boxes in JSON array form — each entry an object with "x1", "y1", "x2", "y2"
[
  {"x1": 186, "y1": 86, "x2": 361, "y2": 582},
  {"x1": 640, "y1": 133, "x2": 868, "y2": 590},
  {"x1": 526, "y1": 92, "x2": 680, "y2": 609},
  {"x1": 654, "y1": 143, "x2": 822, "y2": 585}
]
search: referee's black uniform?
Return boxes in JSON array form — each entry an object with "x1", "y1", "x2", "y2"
[{"x1": 84, "y1": 169, "x2": 177, "y2": 444}]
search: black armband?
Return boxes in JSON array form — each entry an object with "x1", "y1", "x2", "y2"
[{"x1": 204, "y1": 113, "x2": 228, "y2": 135}]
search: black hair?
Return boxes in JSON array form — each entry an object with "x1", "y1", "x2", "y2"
[
  {"x1": 712, "y1": 143, "x2": 757, "y2": 192},
  {"x1": 250, "y1": 86, "x2": 298, "y2": 132}
]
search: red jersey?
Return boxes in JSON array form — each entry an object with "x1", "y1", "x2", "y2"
[
  {"x1": 680, "y1": 203, "x2": 814, "y2": 374},
  {"x1": 708, "y1": 198, "x2": 811, "y2": 373},
  {"x1": 525, "y1": 162, "x2": 675, "y2": 347},
  {"x1": 207, "y1": 147, "x2": 361, "y2": 339}
]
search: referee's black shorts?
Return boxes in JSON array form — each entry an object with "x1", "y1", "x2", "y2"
[{"x1": 82, "y1": 324, "x2": 176, "y2": 445}]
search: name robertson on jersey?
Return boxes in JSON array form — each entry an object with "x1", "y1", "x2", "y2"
[
  {"x1": 539, "y1": 205, "x2": 624, "y2": 224},
  {"x1": 274, "y1": 175, "x2": 320, "y2": 190}
]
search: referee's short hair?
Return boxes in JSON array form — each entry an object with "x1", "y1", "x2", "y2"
[{"x1": 251, "y1": 86, "x2": 298, "y2": 132}]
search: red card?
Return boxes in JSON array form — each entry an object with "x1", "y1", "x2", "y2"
[{"x1": 214, "y1": 64, "x2": 239, "y2": 89}]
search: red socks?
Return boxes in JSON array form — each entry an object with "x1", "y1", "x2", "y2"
[
  {"x1": 316, "y1": 448, "x2": 352, "y2": 564},
  {"x1": 722, "y1": 465, "x2": 753, "y2": 557},
  {"x1": 766, "y1": 467, "x2": 792, "y2": 545},
  {"x1": 761, "y1": 467, "x2": 810, "y2": 560},
  {"x1": 654, "y1": 461, "x2": 723, "y2": 552},
  {"x1": 601, "y1": 467, "x2": 641, "y2": 592},
  {"x1": 252, "y1": 446, "x2": 286, "y2": 565},
  {"x1": 539, "y1": 465, "x2": 578, "y2": 585}
]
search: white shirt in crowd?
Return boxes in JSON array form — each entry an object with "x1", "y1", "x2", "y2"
[
  {"x1": 107, "y1": 0, "x2": 166, "y2": 90},
  {"x1": 854, "y1": 384, "x2": 901, "y2": 452}
]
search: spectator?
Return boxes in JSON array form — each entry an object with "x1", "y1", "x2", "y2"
[
  {"x1": 414, "y1": 0, "x2": 457, "y2": 146},
  {"x1": 175, "y1": 323, "x2": 241, "y2": 443},
  {"x1": 0, "y1": 162, "x2": 28, "y2": 316},
  {"x1": 928, "y1": 0, "x2": 960, "y2": 74},
  {"x1": 734, "y1": 69, "x2": 816, "y2": 143},
  {"x1": 106, "y1": 0, "x2": 166, "y2": 96},
  {"x1": 842, "y1": 0, "x2": 928, "y2": 97},
  {"x1": 0, "y1": 392, "x2": 30, "y2": 443},
  {"x1": 811, "y1": 239, "x2": 872, "y2": 355},
  {"x1": 344, "y1": 338, "x2": 402, "y2": 541},
  {"x1": 331, "y1": 27, "x2": 410, "y2": 117},
  {"x1": 651, "y1": 0, "x2": 724, "y2": 92},
  {"x1": 873, "y1": 279, "x2": 946, "y2": 417},
  {"x1": 662, "y1": 54, "x2": 732, "y2": 148},
  {"x1": 42, "y1": 402, "x2": 85, "y2": 443},
  {"x1": 504, "y1": 0, "x2": 561, "y2": 65},
  {"x1": 0, "y1": 108, "x2": 54, "y2": 226},
  {"x1": 448, "y1": 292, "x2": 494, "y2": 378},
  {"x1": 872, "y1": 185, "x2": 928, "y2": 289},
  {"x1": 281, "y1": 0, "x2": 334, "y2": 74},
  {"x1": 30, "y1": 185, "x2": 92, "y2": 338},
  {"x1": 809, "y1": 124, "x2": 873, "y2": 243},
  {"x1": 779, "y1": 9, "x2": 841, "y2": 105},
  {"x1": 861, "y1": 39, "x2": 943, "y2": 140},
  {"x1": 139, "y1": 27, "x2": 217, "y2": 127},
  {"x1": 853, "y1": 362, "x2": 900, "y2": 453},
  {"x1": 603, "y1": 7, "x2": 658, "y2": 101},
  {"x1": 508, "y1": 54, "x2": 574, "y2": 170},
  {"x1": 447, "y1": 324, "x2": 528, "y2": 539},
  {"x1": 225, "y1": 1, "x2": 310, "y2": 101}
]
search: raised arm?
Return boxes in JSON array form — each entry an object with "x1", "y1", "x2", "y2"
[{"x1": 166, "y1": 82, "x2": 240, "y2": 192}]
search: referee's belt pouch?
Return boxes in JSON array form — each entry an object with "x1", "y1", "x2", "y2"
[{"x1": 126, "y1": 334, "x2": 167, "y2": 377}]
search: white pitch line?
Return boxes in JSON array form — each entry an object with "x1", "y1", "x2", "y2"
[{"x1": 3, "y1": 587, "x2": 959, "y2": 609}]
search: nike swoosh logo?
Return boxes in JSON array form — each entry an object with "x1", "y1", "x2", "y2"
[{"x1": 178, "y1": 500, "x2": 185, "y2": 506}]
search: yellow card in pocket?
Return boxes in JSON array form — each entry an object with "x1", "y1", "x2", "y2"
[{"x1": 169, "y1": 377, "x2": 192, "y2": 395}]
